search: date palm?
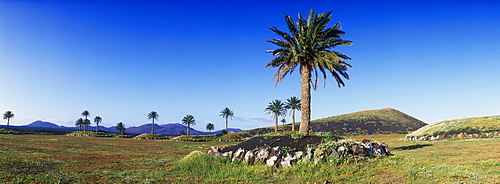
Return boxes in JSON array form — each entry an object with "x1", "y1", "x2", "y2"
[
  {"x1": 83, "y1": 119, "x2": 91, "y2": 131},
  {"x1": 81, "y1": 110, "x2": 90, "y2": 131},
  {"x1": 147, "y1": 111, "x2": 159, "y2": 134},
  {"x1": 266, "y1": 9, "x2": 352, "y2": 135},
  {"x1": 94, "y1": 116, "x2": 102, "y2": 133},
  {"x1": 75, "y1": 118, "x2": 84, "y2": 131},
  {"x1": 285, "y1": 96, "x2": 301, "y2": 132},
  {"x1": 265, "y1": 100, "x2": 287, "y2": 132},
  {"x1": 206, "y1": 123, "x2": 215, "y2": 135},
  {"x1": 182, "y1": 115, "x2": 195, "y2": 136},
  {"x1": 116, "y1": 122, "x2": 126, "y2": 135},
  {"x1": 3, "y1": 111, "x2": 14, "y2": 130},
  {"x1": 220, "y1": 107, "x2": 234, "y2": 132}
]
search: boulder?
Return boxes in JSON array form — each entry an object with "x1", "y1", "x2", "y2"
[
  {"x1": 457, "y1": 132, "x2": 467, "y2": 139},
  {"x1": 492, "y1": 131, "x2": 500, "y2": 137},
  {"x1": 266, "y1": 146, "x2": 282, "y2": 166},
  {"x1": 352, "y1": 144, "x2": 366, "y2": 156},
  {"x1": 313, "y1": 148, "x2": 331, "y2": 164},
  {"x1": 232, "y1": 148, "x2": 246, "y2": 162},
  {"x1": 301, "y1": 147, "x2": 314, "y2": 163},
  {"x1": 280, "y1": 152, "x2": 297, "y2": 168},
  {"x1": 255, "y1": 147, "x2": 270, "y2": 164},
  {"x1": 243, "y1": 150, "x2": 255, "y2": 164}
]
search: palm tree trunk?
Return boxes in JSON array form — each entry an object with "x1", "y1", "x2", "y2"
[
  {"x1": 291, "y1": 109, "x2": 295, "y2": 132},
  {"x1": 152, "y1": 119, "x2": 155, "y2": 134},
  {"x1": 274, "y1": 116, "x2": 278, "y2": 132},
  {"x1": 187, "y1": 125, "x2": 190, "y2": 136},
  {"x1": 96, "y1": 123, "x2": 99, "y2": 133},
  {"x1": 6, "y1": 118, "x2": 10, "y2": 130},
  {"x1": 299, "y1": 65, "x2": 311, "y2": 135},
  {"x1": 225, "y1": 118, "x2": 228, "y2": 132}
]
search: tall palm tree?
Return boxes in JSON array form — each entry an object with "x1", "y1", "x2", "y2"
[
  {"x1": 81, "y1": 110, "x2": 90, "y2": 131},
  {"x1": 219, "y1": 107, "x2": 234, "y2": 132},
  {"x1": 147, "y1": 111, "x2": 159, "y2": 134},
  {"x1": 181, "y1": 115, "x2": 195, "y2": 136},
  {"x1": 266, "y1": 9, "x2": 352, "y2": 135},
  {"x1": 94, "y1": 116, "x2": 102, "y2": 133},
  {"x1": 206, "y1": 123, "x2": 215, "y2": 135},
  {"x1": 265, "y1": 100, "x2": 287, "y2": 132},
  {"x1": 285, "y1": 96, "x2": 301, "y2": 132},
  {"x1": 116, "y1": 122, "x2": 126, "y2": 135},
  {"x1": 3, "y1": 111, "x2": 14, "y2": 130},
  {"x1": 75, "y1": 118, "x2": 84, "y2": 131}
]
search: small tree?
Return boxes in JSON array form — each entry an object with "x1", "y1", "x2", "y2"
[
  {"x1": 285, "y1": 96, "x2": 301, "y2": 132},
  {"x1": 182, "y1": 115, "x2": 195, "y2": 136},
  {"x1": 220, "y1": 107, "x2": 234, "y2": 132},
  {"x1": 94, "y1": 116, "x2": 102, "y2": 133},
  {"x1": 180, "y1": 130, "x2": 186, "y2": 135},
  {"x1": 81, "y1": 110, "x2": 90, "y2": 131},
  {"x1": 147, "y1": 111, "x2": 159, "y2": 134},
  {"x1": 3, "y1": 111, "x2": 14, "y2": 130},
  {"x1": 116, "y1": 122, "x2": 126, "y2": 135},
  {"x1": 83, "y1": 119, "x2": 91, "y2": 132},
  {"x1": 265, "y1": 100, "x2": 287, "y2": 132},
  {"x1": 206, "y1": 123, "x2": 215, "y2": 135},
  {"x1": 75, "y1": 118, "x2": 84, "y2": 131}
]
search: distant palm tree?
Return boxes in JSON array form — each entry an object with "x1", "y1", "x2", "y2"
[
  {"x1": 116, "y1": 122, "x2": 126, "y2": 135},
  {"x1": 147, "y1": 111, "x2": 159, "y2": 134},
  {"x1": 266, "y1": 9, "x2": 352, "y2": 135},
  {"x1": 182, "y1": 115, "x2": 195, "y2": 136},
  {"x1": 285, "y1": 96, "x2": 301, "y2": 132},
  {"x1": 3, "y1": 111, "x2": 14, "y2": 130},
  {"x1": 265, "y1": 100, "x2": 287, "y2": 132},
  {"x1": 220, "y1": 107, "x2": 234, "y2": 132},
  {"x1": 94, "y1": 116, "x2": 102, "y2": 133},
  {"x1": 81, "y1": 110, "x2": 90, "y2": 131},
  {"x1": 75, "y1": 118, "x2": 84, "y2": 131},
  {"x1": 83, "y1": 119, "x2": 91, "y2": 131},
  {"x1": 206, "y1": 123, "x2": 215, "y2": 135}
]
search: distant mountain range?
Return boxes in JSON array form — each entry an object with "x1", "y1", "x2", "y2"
[
  {"x1": 1, "y1": 108, "x2": 427, "y2": 136},
  {"x1": 1, "y1": 120, "x2": 242, "y2": 136}
]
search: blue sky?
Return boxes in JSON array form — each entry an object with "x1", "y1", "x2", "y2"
[{"x1": 1, "y1": 1, "x2": 500, "y2": 130}]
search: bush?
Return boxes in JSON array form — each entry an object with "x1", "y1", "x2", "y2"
[
  {"x1": 315, "y1": 139, "x2": 357, "y2": 150},
  {"x1": 396, "y1": 130, "x2": 408, "y2": 134},
  {"x1": 218, "y1": 133, "x2": 243, "y2": 141},
  {"x1": 291, "y1": 133, "x2": 305, "y2": 139}
]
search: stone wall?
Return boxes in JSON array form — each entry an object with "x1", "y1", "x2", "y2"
[
  {"x1": 206, "y1": 140, "x2": 390, "y2": 168},
  {"x1": 405, "y1": 131, "x2": 500, "y2": 141}
]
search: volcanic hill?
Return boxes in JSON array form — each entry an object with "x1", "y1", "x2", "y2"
[
  {"x1": 237, "y1": 108, "x2": 427, "y2": 137},
  {"x1": 407, "y1": 115, "x2": 500, "y2": 137}
]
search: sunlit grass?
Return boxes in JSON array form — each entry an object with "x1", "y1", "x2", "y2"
[{"x1": 1, "y1": 134, "x2": 499, "y2": 183}]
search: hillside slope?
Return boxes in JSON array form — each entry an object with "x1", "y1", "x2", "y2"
[
  {"x1": 407, "y1": 115, "x2": 500, "y2": 137},
  {"x1": 237, "y1": 108, "x2": 427, "y2": 137}
]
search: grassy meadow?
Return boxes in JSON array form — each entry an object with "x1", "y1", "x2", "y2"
[{"x1": 1, "y1": 134, "x2": 499, "y2": 183}]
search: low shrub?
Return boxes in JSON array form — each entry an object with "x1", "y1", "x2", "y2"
[
  {"x1": 315, "y1": 139, "x2": 357, "y2": 150},
  {"x1": 291, "y1": 133, "x2": 305, "y2": 139}
]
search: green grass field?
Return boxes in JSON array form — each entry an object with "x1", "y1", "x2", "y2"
[{"x1": 1, "y1": 134, "x2": 499, "y2": 183}]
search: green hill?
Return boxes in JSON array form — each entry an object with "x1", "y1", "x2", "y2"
[
  {"x1": 236, "y1": 108, "x2": 427, "y2": 137},
  {"x1": 407, "y1": 115, "x2": 500, "y2": 137}
]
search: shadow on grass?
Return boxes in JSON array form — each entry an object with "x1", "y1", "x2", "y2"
[{"x1": 393, "y1": 144, "x2": 433, "y2": 151}]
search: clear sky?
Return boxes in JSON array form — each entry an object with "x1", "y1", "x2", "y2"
[{"x1": 1, "y1": 0, "x2": 500, "y2": 130}]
